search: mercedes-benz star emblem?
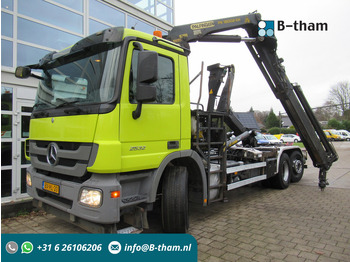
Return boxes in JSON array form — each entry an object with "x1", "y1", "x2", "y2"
[{"x1": 47, "y1": 143, "x2": 59, "y2": 166}]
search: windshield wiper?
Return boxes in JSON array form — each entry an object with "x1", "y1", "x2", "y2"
[
  {"x1": 33, "y1": 101, "x2": 50, "y2": 109},
  {"x1": 55, "y1": 99, "x2": 80, "y2": 108},
  {"x1": 32, "y1": 101, "x2": 53, "y2": 118},
  {"x1": 55, "y1": 99, "x2": 87, "y2": 114}
]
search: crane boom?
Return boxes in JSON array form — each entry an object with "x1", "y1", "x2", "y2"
[
  {"x1": 166, "y1": 13, "x2": 260, "y2": 47},
  {"x1": 165, "y1": 12, "x2": 338, "y2": 189}
]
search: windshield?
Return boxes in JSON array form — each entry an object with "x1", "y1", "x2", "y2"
[
  {"x1": 265, "y1": 135, "x2": 278, "y2": 140},
  {"x1": 255, "y1": 133, "x2": 265, "y2": 140},
  {"x1": 34, "y1": 46, "x2": 120, "y2": 112}
]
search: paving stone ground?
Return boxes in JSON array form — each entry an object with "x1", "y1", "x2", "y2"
[
  {"x1": 188, "y1": 185, "x2": 350, "y2": 262},
  {"x1": 2, "y1": 142, "x2": 350, "y2": 261}
]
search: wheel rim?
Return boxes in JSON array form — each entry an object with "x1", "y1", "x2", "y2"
[{"x1": 293, "y1": 159, "x2": 303, "y2": 174}]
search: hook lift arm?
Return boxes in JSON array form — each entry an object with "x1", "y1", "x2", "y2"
[{"x1": 165, "y1": 12, "x2": 338, "y2": 189}]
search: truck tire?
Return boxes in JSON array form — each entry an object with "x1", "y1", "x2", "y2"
[
  {"x1": 270, "y1": 153, "x2": 291, "y2": 189},
  {"x1": 161, "y1": 166, "x2": 189, "y2": 233},
  {"x1": 290, "y1": 151, "x2": 304, "y2": 183}
]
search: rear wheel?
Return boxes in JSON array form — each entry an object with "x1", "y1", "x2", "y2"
[
  {"x1": 270, "y1": 153, "x2": 291, "y2": 189},
  {"x1": 162, "y1": 166, "x2": 189, "y2": 233},
  {"x1": 290, "y1": 151, "x2": 304, "y2": 183}
]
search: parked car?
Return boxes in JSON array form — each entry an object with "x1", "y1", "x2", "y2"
[
  {"x1": 263, "y1": 134, "x2": 282, "y2": 145},
  {"x1": 334, "y1": 131, "x2": 346, "y2": 141},
  {"x1": 280, "y1": 134, "x2": 301, "y2": 143},
  {"x1": 255, "y1": 133, "x2": 270, "y2": 146},
  {"x1": 324, "y1": 130, "x2": 342, "y2": 141},
  {"x1": 273, "y1": 134, "x2": 283, "y2": 140},
  {"x1": 337, "y1": 130, "x2": 350, "y2": 141}
]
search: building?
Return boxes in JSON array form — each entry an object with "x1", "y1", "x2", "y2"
[
  {"x1": 281, "y1": 115, "x2": 293, "y2": 128},
  {"x1": 1, "y1": 0, "x2": 174, "y2": 203}
]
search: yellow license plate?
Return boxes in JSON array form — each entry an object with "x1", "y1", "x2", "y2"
[{"x1": 42, "y1": 182, "x2": 60, "y2": 194}]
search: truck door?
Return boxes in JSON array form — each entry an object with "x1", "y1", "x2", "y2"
[{"x1": 119, "y1": 41, "x2": 181, "y2": 172}]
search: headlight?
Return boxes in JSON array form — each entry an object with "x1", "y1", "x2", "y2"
[
  {"x1": 26, "y1": 172, "x2": 32, "y2": 187},
  {"x1": 79, "y1": 188, "x2": 102, "y2": 208}
]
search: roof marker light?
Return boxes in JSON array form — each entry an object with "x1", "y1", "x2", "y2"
[{"x1": 153, "y1": 30, "x2": 162, "y2": 38}]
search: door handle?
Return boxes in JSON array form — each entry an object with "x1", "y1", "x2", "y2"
[{"x1": 167, "y1": 141, "x2": 179, "y2": 150}]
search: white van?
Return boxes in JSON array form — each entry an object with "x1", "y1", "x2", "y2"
[{"x1": 337, "y1": 130, "x2": 350, "y2": 141}]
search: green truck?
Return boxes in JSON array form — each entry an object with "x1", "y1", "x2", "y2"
[{"x1": 16, "y1": 13, "x2": 337, "y2": 233}]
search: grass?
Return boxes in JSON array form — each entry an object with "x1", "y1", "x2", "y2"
[
  {"x1": 16, "y1": 209, "x2": 30, "y2": 217},
  {"x1": 293, "y1": 142, "x2": 305, "y2": 148}
]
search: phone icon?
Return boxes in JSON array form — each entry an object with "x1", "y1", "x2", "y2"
[
  {"x1": 21, "y1": 241, "x2": 33, "y2": 254},
  {"x1": 6, "y1": 241, "x2": 18, "y2": 254}
]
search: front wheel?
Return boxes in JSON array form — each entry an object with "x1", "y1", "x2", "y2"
[
  {"x1": 162, "y1": 166, "x2": 189, "y2": 233},
  {"x1": 270, "y1": 153, "x2": 291, "y2": 189}
]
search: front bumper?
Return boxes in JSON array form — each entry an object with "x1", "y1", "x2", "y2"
[{"x1": 26, "y1": 166, "x2": 121, "y2": 224}]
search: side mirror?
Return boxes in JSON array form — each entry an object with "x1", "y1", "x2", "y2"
[
  {"x1": 15, "y1": 66, "x2": 32, "y2": 79},
  {"x1": 133, "y1": 51, "x2": 158, "y2": 119},
  {"x1": 136, "y1": 51, "x2": 157, "y2": 101}
]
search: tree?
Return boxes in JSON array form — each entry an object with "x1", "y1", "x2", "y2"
[
  {"x1": 254, "y1": 110, "x2": 269, "y2": 127},
  {"x1": 342, "y1": 120, "x2": 350, "y2": 131},
  {"x1": 327, "y1": 81, "x2": 350, "y2": 117},
  {"x1": 343, "y1": 110, "x2": 350, "y2": 121},
  {"x1": 265, "y1": 108, "x2": 280, "y2": 129},
  {"x1": 314, "y1": 106, "x2": 332, "y2": 121},
  {"x1": 327, "y1": 119, "x2": 342, "y2": 129}
]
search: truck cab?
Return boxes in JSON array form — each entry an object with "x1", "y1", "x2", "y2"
[{"x1": 20, "y1": 27, "x2": 197, "y2": 233}]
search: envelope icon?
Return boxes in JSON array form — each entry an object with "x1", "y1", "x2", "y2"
[
  {"x1": 108, "y1": 241, "x2": 122, "y2": 254},
  {"x1": 111, "y1": 245, "x2": 119, "y2": 250}
]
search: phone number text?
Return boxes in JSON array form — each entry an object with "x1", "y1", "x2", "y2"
[{"x1": 37, "y1": 244, "x2": 102, "y2": 252}]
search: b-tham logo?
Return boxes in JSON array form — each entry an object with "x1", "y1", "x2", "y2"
[
  {"x1": 277, "y1": 20, "x2": 328, "y2": 31},
  {"x1": 258, "y1": 21, "x2": 275, "y2": 37},
  {"x1": 258, "y1": 20, "x2": 328, "y2": 37}
]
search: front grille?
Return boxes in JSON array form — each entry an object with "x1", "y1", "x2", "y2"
[
  {"x1": 36, "y1": 169, "x2": 92, "y2": 183},
  {"x1": 29, "y1": 140, "x2": 94, "y2": 178},
  {"x1": 36, "y1": 140, "x2": 83, "y2": 150},
  {"x1": 37, "y1": 155, "x2": 77, "y2": 167}
]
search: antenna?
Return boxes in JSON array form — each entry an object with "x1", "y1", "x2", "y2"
[{"x1": 131, "y1": 22, "x2": 138, "y2": 30}]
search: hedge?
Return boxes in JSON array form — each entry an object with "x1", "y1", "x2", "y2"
[{"x1": 268, "y1": 127, "x2": 296, "y2": 135}]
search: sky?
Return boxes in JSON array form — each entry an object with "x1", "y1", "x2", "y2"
[{"x1": 173, "y1": 0, "x2": 350, "y2": 113}]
